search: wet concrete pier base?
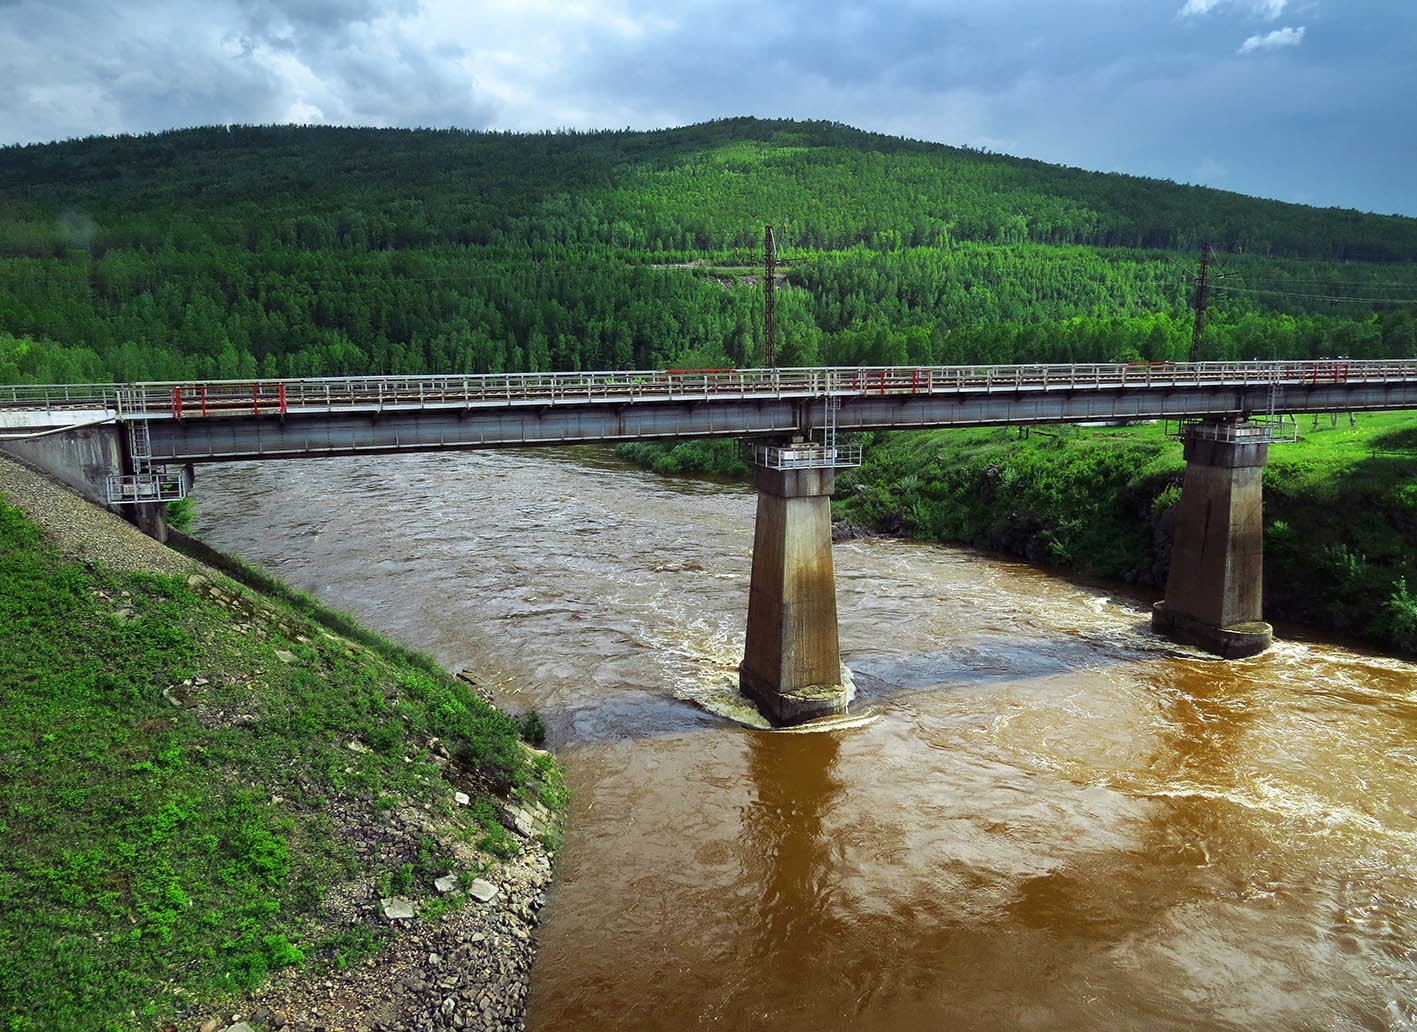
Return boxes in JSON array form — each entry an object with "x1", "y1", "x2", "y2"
[
  {"x1": 1152, "y1": 421, "x2": 1273, "y2": 659},
  {"x1": 739, "y1": 464, "x2": 852, "y2": 725}
]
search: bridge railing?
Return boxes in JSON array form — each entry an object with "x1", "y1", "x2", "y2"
[
  {"x1": 0, "y1": 382, "x2": 125, "y2": 411},
  {"x1": 4, "y1": 360, "x2": 1415, "y2": 419}
]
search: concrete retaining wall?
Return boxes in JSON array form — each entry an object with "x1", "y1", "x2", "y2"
[{"x1": 0, "y1": 425, "x2": 125, "y2": 502}]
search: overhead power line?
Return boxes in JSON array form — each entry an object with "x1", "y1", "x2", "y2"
[{"x1": 1208, "y1": 283, "x2": 1417, "y2": 305}]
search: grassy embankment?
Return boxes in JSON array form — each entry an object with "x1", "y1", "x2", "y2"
[
  {"x1": 0, "y1": 503, "x2": 564, "y2": 1032},
  {"x1": 616, "y1": 412, "x2": 1417, "y2": 653}
]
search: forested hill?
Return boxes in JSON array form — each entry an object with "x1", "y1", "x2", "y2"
[
  {"x1": 7, "y1": 118, "x2": 1417, "y2": 259},
  {"x1": 2, "y1": 117, "x2": 1415, "y2": 383}
]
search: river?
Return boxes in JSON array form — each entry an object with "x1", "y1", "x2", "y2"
[{"x1": 191, "y1": 446, "x2": 1417, "y2": 1032}]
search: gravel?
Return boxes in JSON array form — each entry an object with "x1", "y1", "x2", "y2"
[{"x1": 230, "y1": 849, "x2": 556, "y2": 1032}]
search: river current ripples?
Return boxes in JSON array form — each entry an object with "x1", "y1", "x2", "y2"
[{"x1": 192, "y1": 447, "x2": 1417, "y2": 1032}]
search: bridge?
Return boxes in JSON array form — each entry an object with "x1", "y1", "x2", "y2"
[{"x1": 5, "y1": 359, "x2": 1417, "y2": 725}]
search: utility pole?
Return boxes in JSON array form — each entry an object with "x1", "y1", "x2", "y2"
[
  {"x1": 763, "y1": 224, "x2": 776, "y2": 370},
  {"x1": 1190, "y1": 241, "x2": 1211, "y2": 363}
]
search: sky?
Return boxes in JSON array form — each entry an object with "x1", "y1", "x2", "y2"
[{"x1": 1, "y1": 0, "x2": 1413, "y2": 217}]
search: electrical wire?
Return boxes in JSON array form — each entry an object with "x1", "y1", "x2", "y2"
[{"x1": 1208, "y1": 282, "x2": 1417, "y2": 304}]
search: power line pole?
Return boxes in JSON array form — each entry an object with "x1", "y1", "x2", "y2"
[
  {"x1": 1190, "y1": 241, "x2": 1211, "y2": 363},
  {"x1": 764, "y1": 224, "x2": 776, "y2": 370}
]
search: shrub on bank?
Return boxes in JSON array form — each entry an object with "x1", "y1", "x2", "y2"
[
  {"x1": 617, "y1": 418, "x2": 1417, "y2": 654},
  {"x1": 835, "y1": 427, "x2": 1176, "y2": 582},
  {"x1": 615, "y1": 438, "x2": 748, "y2": 477},
  {"x1": 834, "y1": 420, "x2": 1417, "y2": 656}
]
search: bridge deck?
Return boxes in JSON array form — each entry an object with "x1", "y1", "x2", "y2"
[{"x1": 4, "y1": 361, "x2": 1417, "y2": 464}]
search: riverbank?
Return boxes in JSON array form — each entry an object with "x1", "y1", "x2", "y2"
[
  {"x1": 0, "y1": 455, "x2": 565, "y2": 1032},
  {"x1": 616, "y1": 413, "x2": 1417, "y2": 655}
]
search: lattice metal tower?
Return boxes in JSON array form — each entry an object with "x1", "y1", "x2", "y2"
[{"x1": 764, "y1": 224, "x2": 777, "y2": 369}]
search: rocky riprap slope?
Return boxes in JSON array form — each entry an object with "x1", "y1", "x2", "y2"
[{"x1": 214, "y1": 848, "x2": 555, "y2": 1032}]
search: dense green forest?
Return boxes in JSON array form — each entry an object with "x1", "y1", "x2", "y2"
[{"x1": 1, "y1": 117, "x2": 1416, "y2": 384}]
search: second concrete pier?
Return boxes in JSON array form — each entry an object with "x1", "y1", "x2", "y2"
[{"x1": 1152, "y1": 420, "x2": 1273, "y2": 658}]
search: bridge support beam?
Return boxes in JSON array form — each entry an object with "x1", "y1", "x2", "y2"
[
  {"x1": 1152, "y1": 421, "x2": 1273, "y2": 658},
  {"x1": 740, "y1": 463, "x2": 852, "y2": 725}
]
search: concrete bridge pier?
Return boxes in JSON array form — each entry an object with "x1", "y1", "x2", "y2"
[
  {"x1": 1152, "y1": 420, "x2": 1273, "y2": 658},
  {"x1": 127, "y1": 501, "x2": 170, "y2": 543},
  {"x1": 739, "y1": 458, "x2": 853, "y2": 726}
]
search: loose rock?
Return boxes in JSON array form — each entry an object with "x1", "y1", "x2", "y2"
[{"x1": 468, "y1": 879, "x2": 500, "y2": 904}]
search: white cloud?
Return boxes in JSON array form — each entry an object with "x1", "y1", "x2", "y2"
[
  {"x1": 1238, "y1": 25, "x2": 1306, "y2": 53},
  {"x1": 284, "y1": 99, "x2": 325, "y2": 123},
  {"x1": 1193, "y1": 157, "x2": 1229, "y2": 181},
  {"x1": 1178, "y1": 0, "x2": 1288, "y2": 17}
]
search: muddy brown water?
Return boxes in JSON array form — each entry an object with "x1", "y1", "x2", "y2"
[{"x1": 191, "y1": 447, "x2": 1417, "y2": 1032}]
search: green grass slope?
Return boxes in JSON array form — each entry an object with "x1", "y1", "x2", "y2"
[{"x1": 0, "y1": 502, "x2": 563, "y2": 1032}]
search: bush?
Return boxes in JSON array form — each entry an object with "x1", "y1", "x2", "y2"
[
  {"x1": 1151, "y1": 482, "x2": 1182, "y2": 517},
  {"x1": 1376, "y1": 579, "x2": 1417, "y2": 652},
  {"x1": 165, "y1": 497, "x2": 195, "y2": 533},
  {"x1": 615, "y1": 438, "x2": 749, "y2": 478},
  {"x1": 518, "y1": 710, "x2": 547, "y2": 746}
]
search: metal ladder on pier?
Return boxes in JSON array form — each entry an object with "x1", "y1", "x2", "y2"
[
  {"x1": 106, "y1": 397, "x2": 189, "y2": 505},
  {"x1": 820, "y1": 372, "x2": 840, "y2": 458},
  {"x1": 1264, "y1": 368, "x2": 1297, "y2": 442},
  {"x1": 740, "y1": 370, "x2": 861, "y2": 470}
]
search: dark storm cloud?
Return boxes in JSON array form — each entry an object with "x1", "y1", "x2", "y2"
[
  {"x1": 0, "y1": 0, "x2": 1411, "y2": 216},
  {"x1": 0, "y1": 0, "x2": 495, "y2": 142}
]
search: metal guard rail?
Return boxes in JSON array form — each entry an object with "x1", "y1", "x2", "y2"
[
  {"x1": 743, "y1": 442, "x2": 864, "y2": 470},
  {"x1": 1, "y1": 359, "x2": 1411, "y2": 418},
  {"x1": 1175, "y1": 419, "x2": 1277, "y2": 444}
]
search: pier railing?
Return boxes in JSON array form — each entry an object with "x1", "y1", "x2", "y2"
[{"x1": 742, "y1": 442, "x2": 864, "y2": 470}]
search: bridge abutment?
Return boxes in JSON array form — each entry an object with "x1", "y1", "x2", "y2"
[
  {"x1": 739, "y1": 460, "x2": 853, "y2": 726},
  {"x1": 0, "y1": 424, "x2": 125, "y2": 503},
  {"x1": 0, "y1": 423, "x2": 180, "y2": 543},
  {"x1": 1152, "y1": 420, "x2": 1273, "y2": 658}
]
